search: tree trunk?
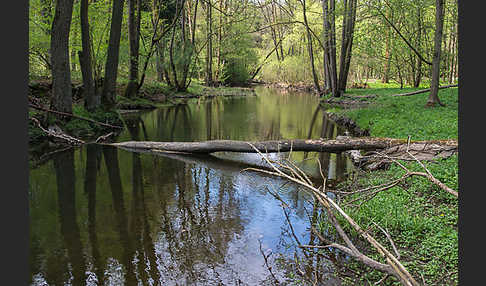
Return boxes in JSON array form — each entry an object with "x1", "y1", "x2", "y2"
[
  {"x1": 322, "y1": 0, "x2": 338, "y2": 97},
  {"x1": 382, "y1": 10, "x2": 391, "y2": 84},
  {"x1": 205, "y1": 0, "x2": 213, "y2": 86},
  {"x1": 101, "y1": 0, "x2": 125, "y2": 109},
  {"x1": 125, "y1": 0, "x2": 141, "y2": 98},
  {"x1": 337, "y1": 0, "x2": 357, "y2": 95},
  {"x1": 413, "y1": 7, "x2": 422, "y2": 87},
  {"x1": 427, "y1": 0, "x2": 445, "y2": 107},
  {"x1": 301, "y1": 0, "x2": 321, "y2": 94},
  {"x1": 49, "y1": 0, "x2": 75, "y2": 117},
  {"x1": 110, "y1": 138, "x2": 458, "y2": 159},
  {"x1": 79, "y1": 0, "x2": 98, "y2": 111}
]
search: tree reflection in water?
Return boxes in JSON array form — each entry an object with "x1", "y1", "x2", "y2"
[{"x1": 29, "y1": 89, "x2": 355, "y2": 285}]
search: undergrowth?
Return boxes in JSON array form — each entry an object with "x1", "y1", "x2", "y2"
[{"x1": 315, "y1": 84, "x2": 458, "y2": 285}]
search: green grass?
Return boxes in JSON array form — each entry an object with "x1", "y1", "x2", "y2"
[
  {"x1": 324, "y1": 87, "x2": 458, "y2": 140},
  {"x1": 316, "y1": 84, "x2": 458, "y2": 285},
  {"x1": 331, "y1": 155, "x2": 458, "y2": 285}
]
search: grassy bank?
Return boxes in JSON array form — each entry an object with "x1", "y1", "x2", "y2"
[{"x1": 319, "y1": 85, "x2": 458, "y2": 285}]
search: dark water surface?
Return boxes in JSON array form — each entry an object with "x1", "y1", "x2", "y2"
[{"x1": 29, "y1": 87, "x2": 352, "y2": 285}]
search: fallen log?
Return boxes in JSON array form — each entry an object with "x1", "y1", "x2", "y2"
[
  {"x1": 109, "y1": 137, "x2": 457, "y2": 159},
  {"x1": 390, "y1": 84, "x2": 458, "y2": 97}
]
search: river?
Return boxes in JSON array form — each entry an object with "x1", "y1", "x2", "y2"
[{"x1": 29, "y1": 86, "x2": 353, "y2": 285}]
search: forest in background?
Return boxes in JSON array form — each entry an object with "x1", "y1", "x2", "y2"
[{"x1": 29, "y1": 0, "x2": 458, "y2": 102}]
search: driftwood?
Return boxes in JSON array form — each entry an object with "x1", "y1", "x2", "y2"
[
  {"x1": 242, "y1": 144, "x2": 421, "y2": 286},
  {"x1": 390, "y1": 84, "x2": 458, "y2": 97},
  {"x1": 30, "y1": 117, "x2": 85, "y2": 145},
  {"x1": 29, "y1": 103, "x2": 124, "y2": 129},
  {"x1": 348, "y1": 140, "x2": 457, "y2": 170},
  {"x1": 109, "y1": 137, "x2": 457, "y2": 161}
]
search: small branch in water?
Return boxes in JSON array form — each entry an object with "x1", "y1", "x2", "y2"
[
  {"x1": 243, "y1": 142, "x2": 420, "y2": 286},
  {"x1": 258, "y1": 239, "x2": 280, "y2": 285}
]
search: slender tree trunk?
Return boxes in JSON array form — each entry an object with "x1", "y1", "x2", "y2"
[
  {"x1": 449, "y1": 27, "x2": 456, "y2": 84},
  {"x1": 50, "y1": 0, "x2": 75, "y2": 117},
  {"x1": 427, "y1": 0, "x2": 445, "y2": 107},
  {"x1": 323, "y1": 0, "x2": 338, "y2": 97},
  {"x1": 125, "y1": 0, "x2": 141, "y2": 98},
  {"x1": 79, "y1": 0, "x2": 98, "y2": 111},
  {"x1": 337, "y1": 0, "x2": 357, "y2": 95},
  {"x1": 101, "y1": 0, "x2": 125, "y2": 109},
  {"x1": 382, "y1": 10, "x2": 391, "y2": 84},
  {"x1": 414, "y1": 7, "x2": 423, "y2": 88},
  {"x1": 155, "y1": 44, "x2": 164, "y2": 81},
  {"x1": 205, "y1": 0, "x2": 213, "y2": 86},
  {"x1": 216, "y1": 0, "x2": 223, "y2": 82},
  {"x1": 301, "y1": 0, "x2": 321, "y2": 94},
  {"x1": 169, "y1": 19, "x2": 181, "y2": 89},
  {"x1": 152, "y1": 0, "x2": 164, "y2": 82}
]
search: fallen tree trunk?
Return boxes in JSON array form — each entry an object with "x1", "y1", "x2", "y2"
[
  {"x1": 390, "y1": 84, "x2": 457, "y2": 97},
  {"x1": 109, "y1": 137, "x2": 457, "y2": 158}
]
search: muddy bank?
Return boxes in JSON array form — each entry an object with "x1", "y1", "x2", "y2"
[
  {"x1": 264, "y1": 82, "x2": 320, "y2": 94},
  {"x1": 324, "y1": 111, "x2": 370, "y2": 137}
]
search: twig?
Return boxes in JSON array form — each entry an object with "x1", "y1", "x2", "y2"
[
  {"x1": 259, "y1": 239, "x2": 280, "y2": 285},
  {"x1": 30, "y1": 117, "x2": 85, "y2": 145},
  {"x1": 372, "y1": 222, "x2": 400, "y2": 260},
  {"x1": 95, "y1": 132, "x2": 115, "y2": 143},
  {"x1": 29, "y1": 103, "x2": 124, "y2": 129},
  {"x1": 244, "y1": 143, "x2": 420, "y2": 286}
]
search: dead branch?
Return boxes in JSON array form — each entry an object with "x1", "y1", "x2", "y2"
[
  {"x1": 242, "y1": 143, "x2": 420, "y2": 286},
  {"x1": 390, "y1": 84, "x2": 458, "y2": 97},
  {"x1": 30, "y1": 117, "x2": 85, "y2": 146},
  {"x1": 95, "y1": 132, "x2": 115, "y2": 143},
  {"x1": 29, "y1": 103, "x2": 124, "y2": 129},
  {"x1": 259, "y1": 239, "x2": 280, "y2": 285}
]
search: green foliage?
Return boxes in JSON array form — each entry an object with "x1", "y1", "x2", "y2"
[
  {"x1": 219, "y1": 23, "x2": 259, "y2": 85},
  {"x1": 64, "y1": 105, "x2": 122, "y2": 137},
  {"x1": 330, "y1": 87, "x2": 458, "y2": 140},
  {"x1": 328, "y1": 154, "x2": 458, "y2": 285}
]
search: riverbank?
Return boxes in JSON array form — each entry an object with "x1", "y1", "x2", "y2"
[
  {"x1": 28, "y1": 79, "x2": 256, "y2": 149},
  {"x1": 319, "y1": 85, "x2": 458, "y2": 285}
]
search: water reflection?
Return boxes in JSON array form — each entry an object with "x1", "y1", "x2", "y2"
[
  {"x1": 54, "y1": 149, "x2": 86, "y2": 285},
  {"x1": 29, "y1": 87, "x2": 353, "y2": 285}
]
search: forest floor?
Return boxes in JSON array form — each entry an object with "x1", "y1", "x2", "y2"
[{"x1": 316, "y1": 83, "x2": 458, "y2": 285}]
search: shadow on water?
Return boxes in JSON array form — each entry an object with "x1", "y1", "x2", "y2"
[{"x1": 29, "y1": 87, "x2": 355, "y2": 285}]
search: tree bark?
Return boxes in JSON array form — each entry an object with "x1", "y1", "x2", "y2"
[
  {"x1": 109, "y1": 137, "x2": 457, "y2": 155},
  {"x1": 382, "y1": 9, "x2": 391, "y2": 84},
  {"x1": 125, "y1": 0, "x2": 142, "y2": 98},
  {"x1": 49, "y1": 0, "x2": 75, "y2": 117},
  {"x1": 79, "y1": 0, "x2": 98, "y2": 111},
  {"x1": 205, "y1": 0, "x2": 213, "y2": 86},
  {"x1": 101, "y1": 0, "x2": 125, "y2": 109},
  {"x1": 427, "y1": 0, "x2": 445, "y2": 107},
  {"x1": 322, "y1": 0, "x2": 338, "y2": 97},
  {"x1": 301, "y1": 0, "x2": 321, "y2": 94},
  {"x1": 337, "y1": 0, "x2": 357, "y2": 95}
]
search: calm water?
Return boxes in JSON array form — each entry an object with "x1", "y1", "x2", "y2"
[{"x1": 29, "y1": 87, "x2": 353, "y2": 285}]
